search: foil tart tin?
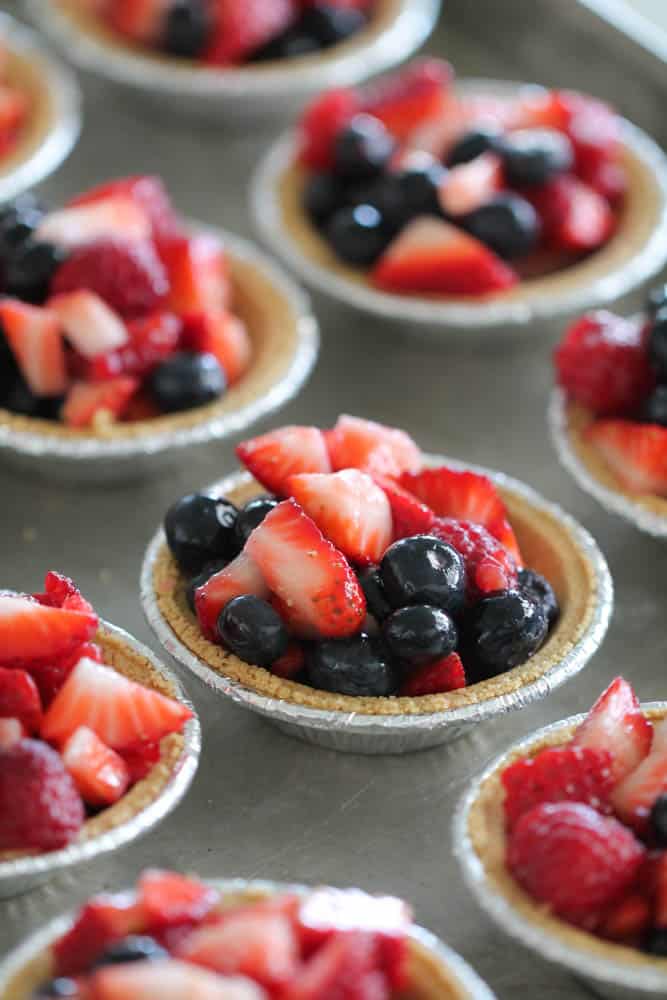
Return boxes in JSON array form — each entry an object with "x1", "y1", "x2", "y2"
[
  {"x1": 25, "y1": 0, "x2": 441, "y2": 121},
  {"x1": 0, "y1": 619, "x2": 201, "y2": 900},
  {"x1": 250, "y1": 79, "x2": 667, "y2": 339},
  {"x1": 0, "y1": 227, "x2": 319, "y2": 484},
  {"x1": 140, "y1": 456, "x2": 613, "y2": 755},
  {"x1": 0, "y1": 877, "x2": 496, "y2": 1000},
  {"x1": 454, "y1": 705, "x2": 667, "y2": 1000},
  {"x1": 0, "y1": 12, "x2": 81, "y2": 204},
  {"x1": 549, "y1": 387, "x2": 667, "y2": 538}
]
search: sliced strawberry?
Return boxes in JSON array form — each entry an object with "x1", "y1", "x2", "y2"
[
  {"x1": 399, "y1": 652, "x2": 466, "y2": 697},
  {"x1": 246, "y1": 499, "x2": 366, "y2": 639},
  {"x1": 583, "y1": 159, "x2": 627, "y2": 206},
  {"x1": 138, "y1": 870, "x2": 220, "y2": 929},
  {"x1": 22, "y1": 641, "x2": 104, "y2": 708},
  {"x1": 297, "y1": 88, "x2": 361, "y2": 170},
  {"x1": 438, "y1": 153, "x2": 504, "y2": 217},
  {"x1": 62, "y1": 376, "x2": 139, "y2": 429},
  {"x1": 41, "y1": 656, "x2": 193, "y2": 750},
  {"x1": 373, "y1": 475, "x2": 435, "y2": 540},
  {"x1": 526, "y1": 175, "x2": 614, "y2": 253},
  {"x1": 61, "y1": 726, "x2": 130, "y2": 808},
  {"x1": 204, "y1": 0, "x2": 297, "y2": 65},
  {"x1": 91, "y1": 959, "x2": 263, "y2": 1000},
  {"x1": 559, "y1": 91, "x2": 621, "y2": 183},
  {"x1": 270, "y1": 641, "x2": 305, "y2": 679},
  {"x1": 400, "y1": 466, "x2": 506, "y2": 527},
  {"x1": 287, "y1": 469, "x2": 393, "y2": 565},
  {"x1": 372, "y1": 217, "x2": 518, "y2": 296},
  {"x1": 157, "y1": 234, "x2": 229, "y2": 316},
  {"x1": 182, "y1": 310, "x2": 251, "y2": 385},
  {"x1": 49, "y1": 291, "x2": 129, "y2": 360},
  {"x1": 118, "y1": 740, "x2": 161, "y2": 782},
  {"x1": 285, "y1": 931, "x2": 382, "y2": 1000},
  {"x1": 600, "y1": 893, "x2": 652, "y2": 945},
  {"x1": 236, "y1": 426, "x2": 331, "y2": 496},
  {"x1": 177, "y1": 909, "x2": 298, "y2": 991},
  {"x1": 362, "y1": 59, "x2": 453, "y2": 141},
  {"x1": 107, "y1": 0, "x2": 171, "y2": 44},
  {"x1": 55, "y1": 894, "x2": 148, "y2": 976},
  {"x1": 70, "y1": 176, "x2": 179, "y2": 239},
  {"x1": 0, "y1": 667, "x2": 42, "y2": 732},
  {"x1": 0, "y1": 718, "x2": 25, "y2": 749},
  {"x1": 194, "y1": 551, "x2": 269, "y2": 641},
  {"x1": 584, "y1": 420, "x2": 667, "y2": 496},
  {"x1": 37, "y1": 197, "x2": 151, "y2": 249},
  {"x1": 88, "y1": 311, "x2": 181, "y2": 381},
  {"x1": 571, "y1": 677, "x2": 653, "y2": 783},
  {"x1": 326, "y1": 415, "x2": 421, "y2": 479},
  {"x1": 508, "y1": 87, "x2": 570, "y2": 132},
  {"x1": 611, "y1": 721, "x2": 667, "y2": 834},
  {"x1": 0, "y1": 594, "x2": 98, "y2": 665},
  {"x1": 0, "y1": 299, "x2": 67, "y2": 397}
]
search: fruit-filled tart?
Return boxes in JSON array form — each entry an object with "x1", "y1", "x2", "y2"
[{"x1": 0, "y1": 42, "x2": 29, "y2": 164}]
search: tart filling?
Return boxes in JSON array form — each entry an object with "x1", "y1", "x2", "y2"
[{"x1": 0, "y1": 43, "x2": 31, "y2": 168}]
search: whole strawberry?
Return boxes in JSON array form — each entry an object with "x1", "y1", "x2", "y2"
[
  {"x1": 0, "y1": 739, "x2": 85, "y2": 851},
  {"x1": 554, "y1": 311, "x2": 654, "y2": 416}
]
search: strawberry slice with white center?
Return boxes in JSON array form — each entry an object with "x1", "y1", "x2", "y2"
[
  {"x1": 0, "y1": 299, "x2": 67, "y2": 397},
  {"x1": 0, "y1": 594, "x2": 98, "y2": 664},
  {"x1": 0, "y1": 718, "x2": 25, "y2": 749},
  {"x1": 287, "y1": 469, "x2": 392, "y2": 565},
  {"x1": 571, "y1": 677, "x2": 653, "y2": 783},
  {"x1": 245, "y1": 499, "x2": 366, "y2": 639},
  {"x1": 371, "y1": 217, "x2": 518, "y2": 296},
  {"x1": 400, "y1": 466, "x2": 506, "y2": 526},
  {"x1": 92, "y1": 960, "x2": 266, "y2": 1000},
  {"x1": 41, "y1": 656, "x2": 193, "y2": 750},
  {"x1": 37, "y1": 197, "x2": 151, "y2": 249},
  {"x1": 62, "y1": 376, "x2": 139, "y2": 430},
  {"x1": 438, "y1": 153, "x2": 504, "y2": 216},
  {"x1": 49, "y1": 291, "x2": 129, "y2": 359},
  {"x1": 236, "y1": 426, "x2": 331, "y2": 496},
  {"x1": 61, "y1": 725, "x2": 130, "y2": 807},
  {"x1": 326, "y1": 415, "x2": 422, "y2": 479},
  {"x1": 177, "y1": 909, "x2": 299, "y2": 991},
  {"x1": 584, "y1": 421, "x2": 667, "y2": 496},
  {"x1": 69, "y1": 175, "x2": 179, "y2": 240},
  {"x1": 194, "y1": 551, "x2": 269, "y2": 641},
  {"x1": 611, "y1": 720, "x2": 667, "y2": 834}
]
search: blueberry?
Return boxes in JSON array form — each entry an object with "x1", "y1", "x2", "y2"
[
  {"x1": 31, "y1": 979, "x2": 79, "y2": 999},
  {"x1": 501, "y1": 128, "x2": 574, "y2": 186},
  {"x1": 299, "y1": 4, "x2": 366, "y2": 46},
  {"x1": 0, "y1": 196, "x2": 44, "y2": 259},
  {"x1": 307, "y1": 633, "x2": 398, "y2": 696},
  {"x1": 648, "y1": 308, "x2": 667, "y2": 380},
  {"x1": 0, "y1": 327, "x2": 19, "y2": 402},
  {"x1": 165, "y1": 493, "x2": 240, "y2": 573},
  {"x1": 461, "y1": 194, "x2": 540, "y2": 259},
  {"x1": 334, "y1": 114, "x2": 395, "y2": 181},
  {"x1": 357, "y1": 566, "x2": 392, "y2": 622},
  {"x1": 324, "y1": 203, "x2": 390, "y2": 267},
  {"x1": 5, "y1": 241, "x2": 65, "y2": 304},
  {"x1": 186, "y1": 558, "x2": 230, "y2": 613},
  {"x1": 367, "y1": 157, "x2": 446, "y2": 231},
  {"x1": 380, "y1": 535, "x2": 466, "y2": 615},
  {"x1": 648, "y1": 284, "x2": 667, "y2": 315},
  {"x1": 650, "y1": 794, "x2": 667, "y2": 846},
  {"x1": 2, "y1": 376, "x2": 41, "y2": 416},
  {"x1": 644, "y1": 928, "x2": 667, "y2": 956},
  {"x1": 91, "y1": 936, "x2": 168, "y2": 970},
  {"x1": 163, "y1": 0, "x2": 210, "y2": 58},
  {"x1": 235, "y1": 496, "x2": 279, "y2": 545},
  {"x1": 518, "y1": 569, "x2": 560, "y2": 628},
  {"x1": 464, "y1": 590, "x2": 548, "y2": 680},
  {"x1": 150, "y1": 351, "x2": 226, "y2": 413},
  {"x1": 303, "y1": 173, "x2": 347, "y2": 227},
  {"x1": 382, "y1": 604, "x2": 458, "y2": 666},
  {"x1": 447, "y1": 127, "x2": 502, "y2": 167},
  {"x1": 218, "y1": 595, "x2": 288, "y2": 666},
  {"x1": 642, "y1": 385, "x2": 667, "y2": 427}
]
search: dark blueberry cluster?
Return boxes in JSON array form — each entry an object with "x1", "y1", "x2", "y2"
[
  {"x1": 644, "y1": 286, "x2": 667, "y2": 427},
  {"x1": 0, "y1": 195, "x2": 62, "y2": 305}
]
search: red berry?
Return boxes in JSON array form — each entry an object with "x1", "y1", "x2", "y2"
[
  {"x1": 298, "y1": 88, "x2": 361, "y2": 170},
  {"x1": 88, "y1": 311, "x2": 182, "y2": 380},
  {"x1": 508, "y1": 802, "x2": 645, "y2": 929},
  {"x1": 118, "y1": 740, "x2": 162, "y2": 782},
  {"x1": 399, "y1": 652, "x2": 465, "y2": 696},
  {"x1": 555, "y1": 311, "x2": 654, "y2": 416},
  {"x1": 431, "y1": 517, "x2": 518, "y2": 600}
]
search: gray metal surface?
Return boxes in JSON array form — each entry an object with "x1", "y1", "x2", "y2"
[{"x1": 1, "y1": 1, "x2": 666, "y2": 997}]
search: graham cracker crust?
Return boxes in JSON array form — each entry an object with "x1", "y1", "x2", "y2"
[{"x1": 152, "y1": 471, "x2": 599, "y2": 717}]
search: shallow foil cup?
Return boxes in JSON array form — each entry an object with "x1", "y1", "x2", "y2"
[
  {"x1": 140, "y1": 454, "x2": 613, "y2": 755},
  {"x1": 25, "y1": 0, "x2": 441, "y2": 122},
  {"x1": 0, "y1": 12, "x2": 81, "y2": 204},
  {"x1": 0, "y1": 227, "x2": 319, "y2": 484},
  {"x1": 454, "y1": 704, "x2": 667, "y2": 1000},
  {"x1": 251, "y1": 79, "x2": 667, "y2": 340},
  {"x1": 0, "y1": 877, "x2": 496, "y2": 1000},
  {"x1": 0, "y1": 619, "x2": 200, "y2": 899},
  {"x1": 549, "y1": 387, "x2": 667, "y2": 538}
]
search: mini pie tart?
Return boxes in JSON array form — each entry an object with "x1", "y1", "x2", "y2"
[
  {"x1": 1, "y1": 884, "x2": 485, "y2": 1000},
  {"x1": 465, "y1": 706, "x2": 667, "y2": 974},
  {"x1": 0, "y1": 624, "x2": 189, "y2": 865},
  {"x1": 152, "y1": 468, "x2": 601, "y2": 717}
]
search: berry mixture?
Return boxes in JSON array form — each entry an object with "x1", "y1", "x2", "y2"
[
  {"x1": 500, "y1": 677, "x2": 667, "y2": 954},
  {"x1": 164, "y1": 416, "x2": 559, "y2": 699},
  {"x1": 296, "y1": 60, "x2": 624, "y2": 296},
  {"x1": 555, "y1": 285, "x2": 667, "y2": 496},
  {"x1": 0, "y1": 45, "x2": 28, "y2": 160},
  {"x1": 0, "y1": 572, "x2": 192, "y2": 854},
  {"x1": 0, "y1": 176, "x2": 251, "y2": 429},
  {"x1": 90, "y1": 0, "x2": 375, "y2": 65},
  {"x1": 32, "y1": 872, "x2": 412, "y2": 1000}
]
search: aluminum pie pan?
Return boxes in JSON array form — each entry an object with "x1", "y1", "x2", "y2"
[
  {"x1": 0, "y1": 618, "x2": 201, "y2": 899},
  {"x1": 453, "y1": 704, "x2": 667, "y2": 1000},
  {"x1": 0, "y1": 876, "x2": 496, "y2": 1000},
  {"x1": 25, "y1": 0, "x2": 441, "y2": 117},
  {"x1": 0, "y1": 225, "x2": 319, "y2": 483},
  {"x1": 140, "y1": 454, "x2": 613, "y2": 755},
  {"x1": 250, "y1": 78, "x2": 667, "y2": 337},
  {"x1": 549, "y1": 387, "x2": 667, "y2": 538},
  {"x1": 0, "y1": 12, "x2": 81, "y2": 204}
]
